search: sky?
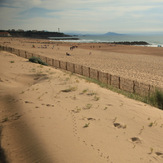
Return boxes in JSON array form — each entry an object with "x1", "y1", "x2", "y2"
[{"x1": 0, "y1": 0, "x2": 163, "y2": 34}]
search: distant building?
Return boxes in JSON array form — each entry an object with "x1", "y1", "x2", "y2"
[{"x1": 0, "y1": 32, "x2": 11, "y2": 37}]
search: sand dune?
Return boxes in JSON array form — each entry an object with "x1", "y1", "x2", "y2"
[{"x1": 0, "y1": 51, "x2": 163, "y2": 163}]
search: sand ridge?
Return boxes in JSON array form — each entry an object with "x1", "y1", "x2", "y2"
[{"x1": 0, "y1": 51, "x2": 163, "y2": 163}]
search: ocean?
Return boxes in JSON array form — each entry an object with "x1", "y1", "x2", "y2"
[{"x1": 50, "y1": 34, "x2": 163, "y2": 47}]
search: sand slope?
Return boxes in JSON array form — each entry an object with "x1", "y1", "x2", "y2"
[{"x1": 0, "y1": 51, "x2": 163, "y2": 163}]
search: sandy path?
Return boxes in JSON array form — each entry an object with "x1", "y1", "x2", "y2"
[
  {"x1": 0, "y1": 51, "x2": 163, "y2": 163},
  {"x1": 0, "y1": 37, "x2": 163, "y2": 88}
]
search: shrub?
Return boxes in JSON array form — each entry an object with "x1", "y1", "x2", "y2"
[
  {"x1": 29, "y1": 56, "x2": 48, "y2": 66},
  {"x1": 61, "y1": 87, "x2": 77, "y2": 92},
  {"x1": 80, "y1": 76, "x2": 163, "y2": 110},
  {"x1": 83, "y1": 123, "x2": 90, "y2": 128},
  {"x1": 149, "y1": 90, "x2": 163, "y2": 110}
]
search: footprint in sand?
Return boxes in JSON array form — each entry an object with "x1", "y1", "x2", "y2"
[
  {"x1": 130, "y1": 137, "x2": 141, "y2": 143},
  {"x1": 42, "y1": 103, "x2": 54, "y2": 107},
  {"x1": 120, "y1": 103, "x2": 123, "y2": 107},
  {"x1": 25, "y1": 101, "x2": 33, "y2": 104},
  {"x1": 11, "y1": 113, "x2": 22, "y2": 121},
  {"x1": 155, "y1": 152, "x2": 163, "y2": 157},
  {"x1": 87, "y1": 117, "x2": 96, "y2": 121},
  {"x1": 70, "y1": 111, "x2": 111, "y2": 162},
  {"x1": 91, "y1": 144, "x2": 94, "y2": 149},
  {"x1": 70, "y1": 112, "x2": 78, "y2": 137},
  {"x1": 113, "y1": 122, "x2": 126, "y2": 129}
]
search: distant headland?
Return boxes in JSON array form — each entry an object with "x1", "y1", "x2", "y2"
[
  {"x1": 0, "y1": 30, "x2": 151, "y2": 45},
  {"x1": 0, "y1": 29, "x2": 74, "y2": 39}
]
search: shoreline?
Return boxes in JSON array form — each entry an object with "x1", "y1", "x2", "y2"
[
  {"x1": 2, "y1": 35, "x2": 163, "y2": 47},
  {"x1": 48, "y1": 34, "x2": 163, "y2": 46},
  {"x1": 49, "y1": 39, "x2": 150, "y2": 45},
  {"x1": 49, "y1": 39, "x2": 163, "y2": 47}
]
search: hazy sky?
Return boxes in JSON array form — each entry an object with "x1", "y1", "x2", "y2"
[{"x1": 0, "y1": 0, "x2": 163, "y2": 34}]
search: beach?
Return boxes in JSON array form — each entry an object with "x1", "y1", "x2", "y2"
[
  {"x1": 0, "y1": 37, "x2": 163, "y2": 163},
  {"x1": 0, "y1": 37, "x2": 163, "y2": 88}
]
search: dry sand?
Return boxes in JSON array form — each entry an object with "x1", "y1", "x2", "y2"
[
  {"x1": 0, "y1": 50, "x2": 163, "y2": 163},
  {"x1": 0, "y1": 37, "x2": 163, "y2": 88}
]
